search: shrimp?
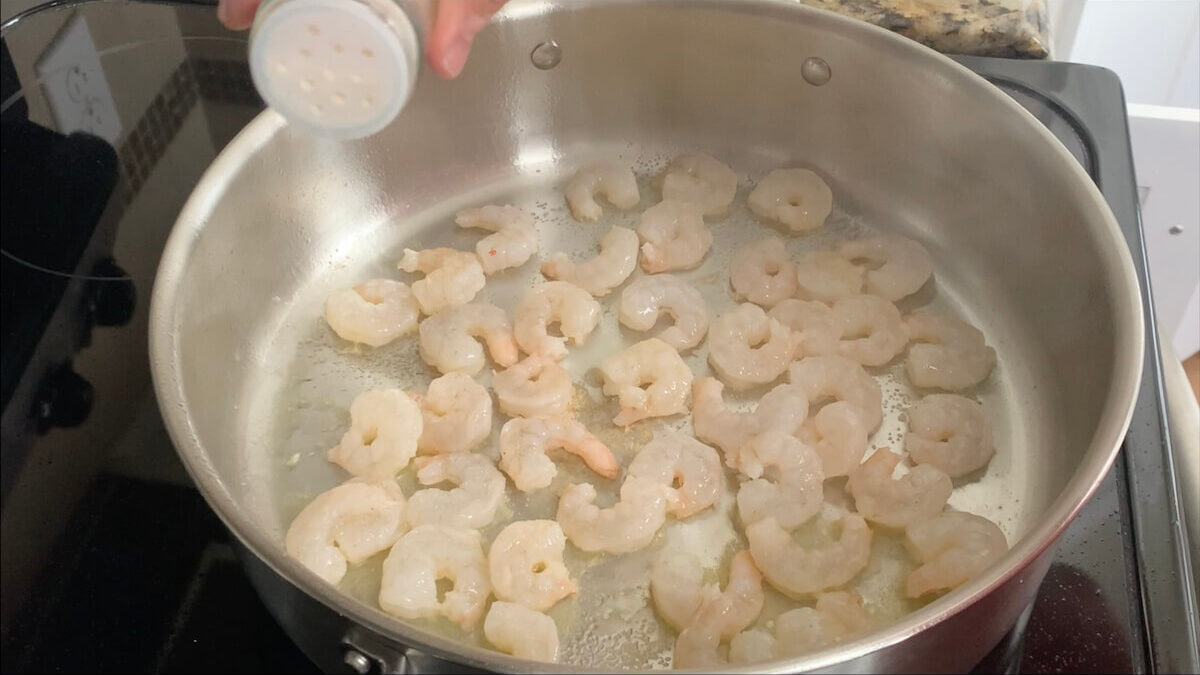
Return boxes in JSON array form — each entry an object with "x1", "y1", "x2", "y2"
[
  {"x1": 735, "y1": 431, "x2": 824, "y2": 530},
  {"x1": 418, "y1": 302, "x2": 519, "y2": 375},
  {"x1": 746, "y1": 511, "x2": 873, "y2": 598},
  {"x1": 832, "y1": 294, "x2": 908, "y2": 367},
  {"x1": 416, "y1": 372, "x2": 492, "y2": 454},
  {"x1": 455, "y1": 204, "x2": 538, "y2": 275},
  {"x1": 488, "y1": 520, "x2": 577, "y2": 612},
  {"x1": 905, "y1": 312, "x2": 997, "y2": 391},
  {"x1": 650, "y1": 551, "x2": 720, "y2": 631},
  {"x1": 794, "y1": 250, "x2": 864, "y2": 303},
  {"x1": 660, "y1": 151, "x2": 739, "y2": 218},
  {"x1": 328, "y1": 388, "x2": 422, "y2": 478},
  {"x1": 707, "y1": 303, "x2": 796, "y2": 390},
  {"x1": 904, "y1": 510, "x2": 1008, "y2": 598},
  {"x1": 729, "y1": 592, "x2": 870, "y2": 663},
  {"x1": 324, "y1": 279, "x2": 419, "y2": 348},
  {"x1": 556, "y1": 477, "x2": 670, "y2": 554},
  {"x1": 541, "y1": 225, "x2": 639, "y2": 297},
  {"x1": 789, "y1": 355, "x2": 883, "y2": 432},
  {"x1": 397, "y1": 247, "x2": 486, "y2": 315},
  {"x1": 671, "y1": 551, "x2": 765, "y2": 669},
  {"x1": 618, "y1": 274, "x2": 709, "y2": 351},
  {"x1": 498, "y1": 416, "x2": 619, "y2": 492},
  {"x1": 838, "y1": 234, "x2": 933, "y2": 302},
  {"x1": 904, "y1": 394, "x2": 994, "y2": 478},
  {"x1": 564, "y1": 159, "x2": 640, "y2": 221},
  {"x1": 597, "y1": 338, "x2": 693, "y2": 426},
  {"x1": 512, "y1": 281, "x2": 602, "y2": 361},
  {"x1": 691, "y1": 378, "x2": 808, "y2": 469},
  {"x1": 492, "y1": 355, "x2": 572, "y2": 418},
  {"x1": 769, "y1": 298, "x2": 840, "y2": 358},
  {"x1": 846, "y1": 449, "x2": 952, "y2": 529},
  {"x1": 378, "y1": 525, "x2": 491, "y2": 629},
  {"x1": 795, "y1": 401, "x2": 870, "y2": 478},
  {"x1": 284, "y1": 479, "x2": 408, "y2": 585},
  {"x1": 746, "y1": 168, "x2": 834, "y2": 232},
  {"x1": 729, "y1": 236, "x2": 798, "y2": 308},
  {"x1": 405, "y1": 454, "x2": 505, "y2": 530},
  {"x1": 627, "y1": 432, "x2": 723, "y2": 519},
  {"x1": 483, "y1": 601, "x2": 560, "y2": 663},
  {"x1": 637, "y1": 200, "x2": 713, "y2": 273}
]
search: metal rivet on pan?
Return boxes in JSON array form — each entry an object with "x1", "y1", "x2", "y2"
[
  {"x1": 801, "y1": 57, "x2": 832, "y2": 86},
  {"x1": 530, "y1": 41, "x2": 562, "y2": 70},
  {"x1": 1169, "y1": 225, "x2": 1184, "y2": 235},
  {"x1": 343, "y1": 650, "x2": 372, "y2": 674}
]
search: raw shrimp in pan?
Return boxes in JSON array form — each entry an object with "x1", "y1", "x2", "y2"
[
  {"x1": 541, "y1": 225, "x2": 639, "y2": 297},
  {"x1": 378, "y1": 525, "x2": 491, "y2": 629},
  {"x1": 637, "y1": 200, "x2": 713, "y2": 273},
  {"x1": 788, "y1": 355, "x2": 884, "y2": 433},
  {"x1": 769, "y1": 298, "x2": 840, "y2": 358},
  {"x1": 650, "y1": 551, "x2": 720, "y2": 631},
  {"x1": 415, "y1": 372, "x2": 492, "y2": 454},
  {"x1": 618, "y1": 274, "x2": 709, "y2": 351},
  {"x1": 746, "y1": 168, "x2": 834, "y2": 232},
  {"x1": 483, "y1": 601, "x2": 560, "y2": 663},
  {"x1": 746, "y1": 510, "x2": 873, "y2": 598},
  {"x1": 729, "y1": 235, "x2": 798, "y2": 308},
  {"x1": 405, "y1": 453, "x2": 505, "y2": 530},
  {"x1": 327, "y1": 388, "x2": 422, "y2": 479},
  {"x1": 734, "y1": 431, "x2": 824, "y2": 530},
  {"x1": 324, "y1": 278, "x2": 418, "y2": 347},
  {"x1": 598, "y1": 337, "x2": 693, "y2": 426},
  {"x1": 660, "y1": 151, "x2": 739, "y2": 218},
  {"x1": 627, "y1": 431, "x2": 724, "y2": 519},
  {"x1": 838, "y1": 233, "x2": 934, "y2": 302},
  {"x1": 691, "y1": 377, "x2": 809, "y2": 469},
  {"x1": 418, "y1": 302, "x2": 519, "y2": 375},
  {"x1": 832, "y1": 294, "x2": 909, "y2": 367},
  {"x1": 794, "y1": 250, "x2": 864, "y2": 303},
  {"x1": 708, "y1": 303, "x2": 796, "y2": 390},
  {"x1": 397, "y1": 247, "x2": 486, "y2": 315},
  {"x1": 905, "y1": 311, "x2": 997, "y2": 391},
  {"x1": 846, "y1": 448, "x2": 952, "y2": 529},
  {"x1": 498, "y1": 416, "x2": 619, "y2": 492},
  {"x1": 513, "y1": 281, "x2": 602, "y2": 361},
  {"x1": 491, "y1": 355, "x2": 572, "y2": 418},
  {"x1": 904, "y1": 510, "x2": 1008, "y2": 598},
  {"x1": 455, "y1": 204, "x2": 538, "y2": 275},
  {"x1": 795, "y1": 400, "x2": 870, "y2": 478},
  {"x1": 564, "y1": 159, "x2": 640, "y2": 222},
  {"x1": 671, "y1": 551, "x2": 766, "y2": 669},
  {"x1": 905, "y1": 393, "x2": 995, "y2": 478},
  {"x1": 285, "y1": 479, "x2": 407, "y2": 585},
  {"x1": 556, "y1": 477, "x2": 670, "y2": 554},
  {"x1": 729, "y1": 591, "x2": 871, "y2": 663},
  {"x1": 488, "y1": 520, "x2": 577, "y2": 612}
]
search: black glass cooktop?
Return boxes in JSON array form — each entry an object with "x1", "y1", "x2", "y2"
[{"x1": 1, "y1": 3, "x2": 1195, "y2": 673}]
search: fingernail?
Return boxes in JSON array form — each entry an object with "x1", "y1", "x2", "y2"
[
  {"x1": 216, "y1": 1, "x2": 230, "y2": 27},
  {"x1": 439, "y1": 39, "x2": 470, "y2": 79}
]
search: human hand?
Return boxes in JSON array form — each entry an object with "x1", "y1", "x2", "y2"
[{"x1": 217, "y1": 0, "x2": 508, "y2": 79}]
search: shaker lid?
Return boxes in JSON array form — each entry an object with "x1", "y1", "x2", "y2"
[{"x1": 249, "y1": 0, "x2": 418, "y2": 139}]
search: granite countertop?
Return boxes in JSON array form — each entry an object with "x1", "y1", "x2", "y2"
[{"x1": 795, "y1": 0, "x2": 1050, "y2": 58}]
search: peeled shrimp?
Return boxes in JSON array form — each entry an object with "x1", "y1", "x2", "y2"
[
  {"x1": 729, "y1": 592, "x2": 870, "y2": 663},
  {"x1": 456, "y1": 204, "x2": 538, "y2": 275},
  {"x1": 730, "y1": 236, "x2": 797, "y2": 308},
  {"x1": 398, "y1": 247, "x2": 486, "y2": 315},
  {"x1": 769, "y1": 298, "x2": 840, "y2": 358},
  {"x1": 691, "y1": 378, "x2": 809, "y2": 469},
  {"x1": 671, "y1": 551, "x2": 765, "y2": 669},
  {"x1": 378, "y1": 525, "x2": 491, "y2": 629},
  {"x1": 708, "y1": 303, "x2": 796, "y2": 390},
  {"x1": 838, "y1": 234, "x2": 933, "y2": 302},
  {"x1": 905, "y1": 312, "x2": 997, "y2": 391},
  {"x1": 905, "y1": 510, "x2": 1008, "y2": 598},
  {"x1": 405, "y1": 453, "x2": 505, "y2": 530},
  {"x1": 541, "y1": 225, "x2": 639, "y2": 296},
  {"x1": 418, "y1": 302, "x2": 519, "y2": 375},
  {"x1": 556, "y1": 477, "x2": 670, "y2": 554},
  {"x1": 285, "y1": 479, "x2": 408, "y2": 585},
  {"x1": 794, "y1": 250, "x2": 864, "y2": 303},
  {"x1": 637, "y1": 200, "x2": 713, "y2": 273},
  {"x1": 627, "y1": 432, "x2": 723, "y2": 519},
  {"x1": 618, "y1": 274, "x2": 709, "y2": 351},
  {"x1": 564, "y1": 159, "x2": 640, "y2": 221},
  {"x1": 498, "y1": 416, "x2": 619, "y2": 492},
  {"x1": 513, "y1": 281, "x2": 602, "y2": 361},
  {"x1": 488, "y1": 520, "x2": 577, "y2": 612},
  {"x1": 905, "y1": 394, "x2": 994, "y2": 478},
  {"x1": 416, "y1": 372, "x2": 492, "y2": 454},
  {"x1": 492, "y1": 355, "x2": 572, "y2": 418},
  {"x1": 746, "y1": 511, "x2": 873, "y2": 598},
  {"x1": 789, "y1": 355, "x2": 883, "y2": 432},
  {"x1": 735, "y1": 431, "x2": 824, "y2": 530},
  {"x1": 650, "y1": 551, "x2": 720, "y2": 631},
  {"x1": 328, "y1": 388, "x2": 422, "y2": 478},
  {"x1": 598, "y1": 338, "x2": 693, "y2": 426},
  {"x1": 660, "y1": 151, "x2": 739, "y2": 218},
  {"x1": 795, "y1": 401, "x2": 870, "y2": 478},
  {"x1": 324, "y1": 279, "x2": 419, "y2": 347},
  {"x1": 833, "y1": 294, "x2": 908, "y2": 367},
  {"x1": 746, "y1": 168, "x2": 833, "y2": 232},
  {"x1": 483, "y1": 601, "x2": 560, "y2": 663},
  {"x1": 846, "y1": 449, "x2": 952, "y2": 529}
]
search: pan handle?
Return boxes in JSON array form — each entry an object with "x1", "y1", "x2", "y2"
[{"x1": 341, "y1": 626, "x2": 487, "y2": 675}]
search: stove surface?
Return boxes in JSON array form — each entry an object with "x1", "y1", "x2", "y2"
[{"x1": 1, "y1": 4, "x2": 1195, "y2": 673}]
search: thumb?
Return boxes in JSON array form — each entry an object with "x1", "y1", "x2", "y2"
[
  {"x1": 217, "y1": 0, "x2": 263, "y2": 31},
  {"x1": 426, "y1": 0, "x2": 507, "y2": 79}
]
